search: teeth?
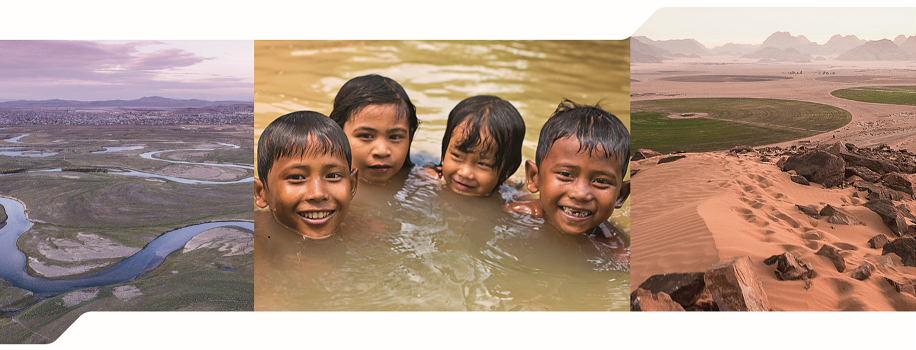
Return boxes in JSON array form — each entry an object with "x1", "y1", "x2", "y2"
[
  {"x1": 561, "y1": 206, "x2": 592, "y2": 218},
  {"x1": 301, "y1": 211, "x2": 331, "y2": 219}
]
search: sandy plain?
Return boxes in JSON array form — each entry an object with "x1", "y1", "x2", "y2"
[{"x1": 630, "y1": 57, "x2": 916, "y2": 311}]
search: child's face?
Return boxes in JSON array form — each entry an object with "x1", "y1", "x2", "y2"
[
  {"x1": 441, "y1": 123, "x2": 499, "y2": 196},
  {"x1": 525, "y1": 137, "x2": 629, "y2": 235},
  {"x1": 342, "y1": 104, "x2": 410, "y2": 184},
  {"x1": 254, "y1": 152, "x2": 358, "y2": 239}
]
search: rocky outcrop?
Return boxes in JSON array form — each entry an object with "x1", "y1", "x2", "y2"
[
  {"x1": 868, "y1": 234, "x2": 890, "y2": 250},
  {"x1": 864, "y1": 200, "x2": 916, "y2": 237},
  {"x1": 819, "y1": 205, "x2": 862, "y2": 226},
  {"x1": 795, "y1": 204, "x2": 820, "y2": 219},
  {"x1": 632, "y1": 148, "x2": 662, "y2": 161},
  {"x1": 781, "y1": 150, "x2": 845, "y2": 187},
  {"x1": 850, "y1": 262, "x2": 874, "y2": 281},
  {"x1": 631, "y1": 272, "x2": 706, "y2": 307},
  {"x1": 883, "y1": 277, "x2": 916, "y2": 297},
  {"x1": 704, "y1": 256, "x2": 771, "y2": 311},
  {"x1": 845, "y1": 166, "x2": 881, "y2": 183}
]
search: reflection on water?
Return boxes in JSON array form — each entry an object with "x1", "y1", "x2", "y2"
[
  {"x1": 91, "y1": 146, "x2": 144, "y2": 154},
  {"x1": 255, "y1": 41, "x2": 630, "y2": 311}
]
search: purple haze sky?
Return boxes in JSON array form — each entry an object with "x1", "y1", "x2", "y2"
[{"x1": 0, "y1": 40, "x2": 252, "y2": 102}]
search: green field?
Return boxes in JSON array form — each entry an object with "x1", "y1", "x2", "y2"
[
  {"x1": 631, "y1": 98, "x2": 851, "y2": 154},
  {"x1": 830, "y1": 86, "x2": 916, "y2": 106}
]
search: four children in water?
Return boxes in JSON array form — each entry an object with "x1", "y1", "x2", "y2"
[{"x1": 256, "y1": 74, "x2": 629, "y2": 240}]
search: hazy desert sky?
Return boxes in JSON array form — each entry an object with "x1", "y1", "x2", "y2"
[
  {"x1": 0, "y1": 40, "x2": 253, "y2": 102},
  {"x1": 634, "y1": 7, "x2": 915, "y2": 48}
]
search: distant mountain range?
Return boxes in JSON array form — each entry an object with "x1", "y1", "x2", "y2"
[
  {"x1": 632, "y1": 31, "x2": 916, "y2": 63},
  {"x1": 0, "y1": 96, "x2": 253, "y2": 109}
]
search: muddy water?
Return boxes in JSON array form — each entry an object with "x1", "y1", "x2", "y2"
[{"x1": 254, "y1": 40, "x2": 630, "y2": 311}]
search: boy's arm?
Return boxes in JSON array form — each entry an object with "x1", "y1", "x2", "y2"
[{"x1": 417, "y1": 166, "x2": 441, "y2": 181}]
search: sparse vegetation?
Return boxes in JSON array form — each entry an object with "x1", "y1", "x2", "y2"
[
  {"x1": 830, "y1": 86, "x2": 916, "y2": 106},
  {"x1": 631, "y1": 98, "x2": 851, "y2": 154}
]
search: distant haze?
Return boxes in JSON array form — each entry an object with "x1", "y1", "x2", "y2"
[
  {"x1": 634, "y1": 8, "x2": 915, "y2": 48},
  {"x1": 0, "y1": 40, "x2": 253, "y2": 101}
]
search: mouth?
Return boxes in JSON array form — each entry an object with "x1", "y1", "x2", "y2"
[
  {"x1": 560, "y1": 206, "x2": 593, "y2": 219},
  {"x1": 298, "y1": 210, "x2": 335, "y2": 225},
  {"x1": 451, "y1": 179, "x2": 475, "y2": 191},
  {"x1": 368, "y1": 165, "x2": 393, "y2": 173}
]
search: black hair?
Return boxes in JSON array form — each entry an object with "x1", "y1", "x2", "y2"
[
  {"x1": 441, "y1": 95, "x2": 526, "y2": 193},
  {"x1": 257, "y1": 111, "x2": 351, "y2": 189},
  {"x1": 535, "y1": 99, "x2": 630, "y2": 175},
  {"x1": 328, "y1": 74, "x2": 418, "y2": 168}
]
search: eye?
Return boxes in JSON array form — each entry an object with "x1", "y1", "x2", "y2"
[
  {"x1": 286, "y1": 174, "x2": 305, "y2": 181},
  {"x1": 326, "y1": 172, "x2": 344, "y2": 181},
  {"x1": 477, "y1": 161, "x2": 492, "y2": 168},
  {"x1": 356, "y1": 133, "x2": 373, "y2": 141},
  {"x1": 593, "y1": 178, "x2": 613, "y2": 188},
  {"x1": 556, "y1": 171, "x2": 572, "y2": 179},
  {"x1": 389, "y1": 134, "x2": 405, "y2": 141},
  {"x1": 450, "y1": 151, "x2": 464, "y2": 160}
]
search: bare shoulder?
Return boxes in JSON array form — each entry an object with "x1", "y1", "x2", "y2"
[
  {"x1": 417, "y1": 166, "x2": 441, "y2": 180},
  {"x1": 503, "y1": 200, "x2": 543, "y2": 218}
]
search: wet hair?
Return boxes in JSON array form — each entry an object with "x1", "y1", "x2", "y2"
[
  {"x1": 535, "y1": 99, "x2": 630, "y2": 175},
  {"x1": 441, "y1": 95, "x2": 526, "y2": 193},
  {"x1": 257, "y1": 111, "x2": 351, "y2": 189},
  {"x1": 329, "y1": 74, "x2": 418, "y2": 167}
]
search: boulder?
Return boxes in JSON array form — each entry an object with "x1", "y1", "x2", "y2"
[
  {"x1": 816, "y1": 142, "x2": 847, "y2": 156},
  {"x1": 864, "y1": 200, "x2": 915, "y2": 237},
  {"x1": 819, "y1": 205, "x2": 861, "y2": 225},
  {"x1": 854, "y1": 180, "x2": 908, "y2": 201},
  {"x1": 868, "y1": 234, "x2": 890, "y2": 250},
  {"x1": 850, "y1": 262, "x2": 875, "y2": 280},
  {"x1": 782, "y1": 150, "x2": 846, "y2": 188},
  {"x1": 657, "y1": 155, "x2": 687, "y2": 165},
  {"x1": 795, "y1": 204, "x2": 820, "y2": 219},
  {"x1": 815, "y1": 244, "x2": 847, "y2": 272},
  {"x1": 633, "y1": 272, "x2": 706, "y2": 308},
  {"x1": 845, "y1": 166, "x2": 882, "y2": 183},
  {"x1": 704, "y1": 256, "x2": 771, "y2": 311},
  {"x1": 685, "y1": 288, "x2": 719, "y2": 311},
  {"x1": 630, "y1": 288, "x2": 686, "y2": 311},
  {"x1": 790, "y1": 175, "x2": 810, "y2": 186},
  {"x1": 881, "y1": 237, "x2": 916, "y2": 267},
  {"x1": 840, "y1": 151, "x2": 900, "y2": 174},
  {"x1": 764, "y1": 252, "x2": 816, "y2": 280},
  {"x1": 632, "y1": 149, "x2": 662, "y2": 161}
]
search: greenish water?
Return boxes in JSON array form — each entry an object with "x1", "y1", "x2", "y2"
[{"x1": 254, "y1": 40, "x2": 630, "y2": 311}]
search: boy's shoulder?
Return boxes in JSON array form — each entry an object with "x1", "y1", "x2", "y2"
[{"x1": 502, "y1": 199, "x2": 543, "y2": 218}]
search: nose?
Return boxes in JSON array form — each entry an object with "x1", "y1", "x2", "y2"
[
  {"x1": 567, "y1": 179, "x2": 592, "y2": 202},
  {"x1": 456, "y1": 162, "x2": 474, "y2": 180},
  {"x1": 304, "y1": 178, "x2": 329, "y2": 202},
  {"x1": 370, "y1": 140, "x2": 391, "y2": 159}
]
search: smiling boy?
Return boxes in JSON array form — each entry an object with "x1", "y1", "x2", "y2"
[
  {"x1": 505, "y1": 100, "x2": 630, "y2": 236},
  {"x1": 254, "y1": 111, "x2": 358, "y2": 239}
]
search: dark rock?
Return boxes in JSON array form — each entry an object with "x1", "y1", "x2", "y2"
[
  {"x1": 632, "y1": 148, "x2": 662, "y2": 161},
  {"x1": 840, "y1": 151, "x2": 900, "y2": 174},
  {"x1": 782, "y1": 150, "x2": 846, "y2": 188},
  {"x1": 819, "y1": 204, "x2": 861, "y2": 225},
  {"x1": 764, "y1": 252, "x2": 816, "y2": 280},
  {"x1": 730, "y1": 145, "x2": 755, "y2": 154},
  {"x1": 657, "y1": 155, "x2": 687, "y2": 165},
  {"x1": 844, "y1": 143, "x2": 858, "y2": 152},
  {"x1": 883, "y1": 277, "x2": 916, "y2": 297},
  {"x1": 790, "y1": 175, "x2": 810, "y2": 186},
  {"x1": 850, "y1": 262, "x2": 874, "y2": 280},
  {"x1": 868, "y1": 234, "x2": 890, "y2": 250},
  {"x1": 815, "y1": 244, "x2": 847, "y2": 272},
  {"x1": 845, "y1": 166, "x2": 881, "y2": 183},
  {"x1": 882, "y1": 237, "x2": 916, "y2": 267},
  {"x1": 630, "y1": 288, "x2": 686, "y2": 311},
  {"x1": 795, "y1": 204, "x2": 820, "y2": 219},
  {"x1": 881, "y1": 173, "x2": 915, "y2": 198},
  {"x1": 899, "y1": 162, "x2": 916, "y2": 174},
  {"x1": 864, "y1": 200, "x2": 913, "y2": 237},
  {"x1": 704, "y1": 256, "x2": 771, "y2": 311},
  {"x1": 634, "y1": 272, "x2": 706, "y2": 307}
]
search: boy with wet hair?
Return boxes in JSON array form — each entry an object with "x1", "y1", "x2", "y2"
[
  {"x1": 254, "y1": 111, "x2": 358, "y2": 239},
  {"x1": 506, "y1": 99, "x2": 630, "y2": 236}
]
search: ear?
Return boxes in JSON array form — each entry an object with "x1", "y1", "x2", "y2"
[
  {"x1": 615, "y1": 180, "x2": 630, "y2": 208},
  {"x1": 349, "y1": 168, "x2": 359, "y2": 198},
  {"x1": 254, "y1": 178, "x2": 269, "y2": 208},
  {"x1": 524, "y1": 159, "x2": 540, "y2": 193}
]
